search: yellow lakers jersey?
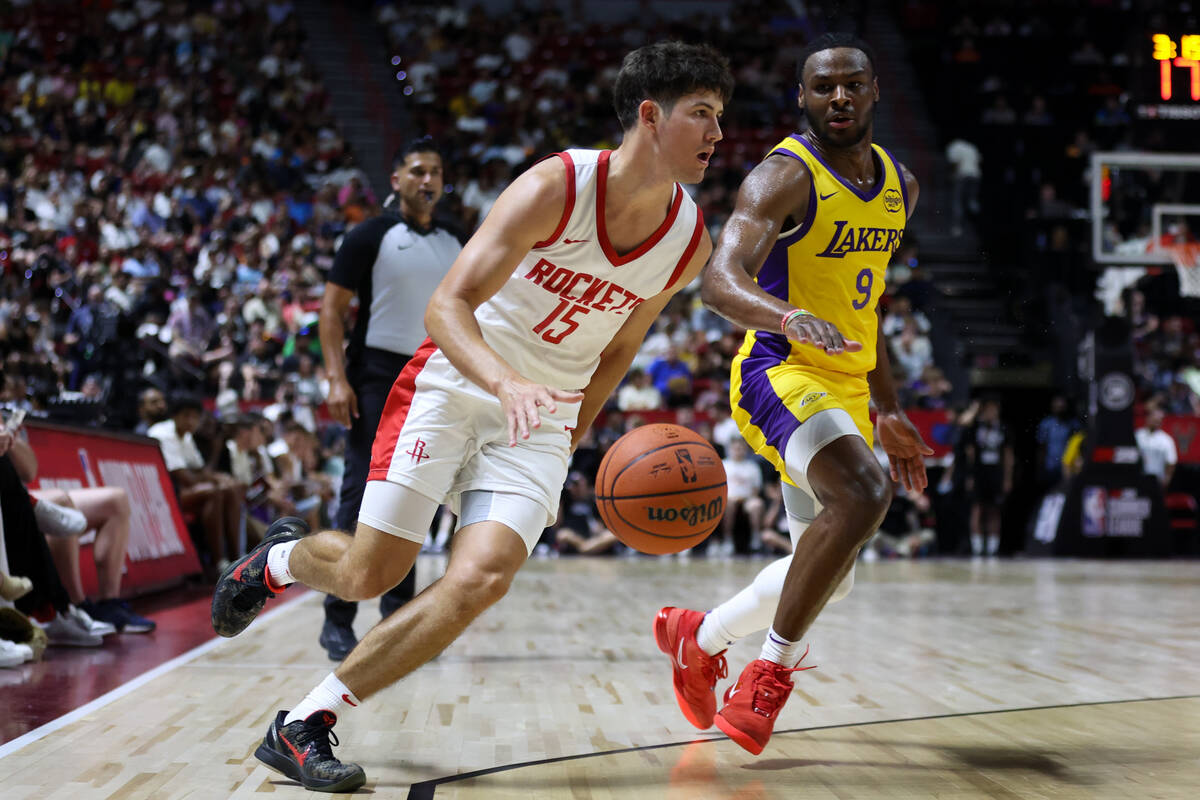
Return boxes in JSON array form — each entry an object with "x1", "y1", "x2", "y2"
[{"x1": 738, "y1": 134, "x2": 908, "y2": 377}]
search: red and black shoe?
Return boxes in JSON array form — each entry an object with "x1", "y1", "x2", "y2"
[
  {"x1": 255, "y1": 710, "x2": 366, "y2": 793},
  {"x1": 210, "y1": 517, "x2": 307, "y2": 637}
]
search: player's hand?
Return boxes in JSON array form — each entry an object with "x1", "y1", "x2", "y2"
[
  {"x1": 0, "y1": 428, "x2": 13, "y2": 458},
  {"x1": 496, "y1": 374, "x2": 584, "y2": 447},
  {"x1": 784, "y1": 313, "x2": 863, "y2": 355},
  {"x1": 326, "y1": 377, "x2": 359, "y2": 427},
  {"x1": 876, "y1": 410, "x2": 934, "y2": 494}
]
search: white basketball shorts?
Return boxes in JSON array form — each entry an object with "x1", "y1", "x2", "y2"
[{"x1": 363, "y1": 340, "x2": 579, "y2": 550}]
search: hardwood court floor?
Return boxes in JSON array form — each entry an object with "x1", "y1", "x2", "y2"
[{"x1": 2, "y1": 556, "x2": 1197, "y2": 798}]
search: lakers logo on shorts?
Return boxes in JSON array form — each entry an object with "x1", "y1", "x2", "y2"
[
  {"x1": 884, "y1": 188, "x2": 903, "y2": 213},
  {"x1": 801, "y1": 391, "x2": 827, "y2": 407}
]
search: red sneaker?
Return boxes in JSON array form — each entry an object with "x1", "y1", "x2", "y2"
[
  {"x1": 714, "y1": 652, "x2": 815, "y2": 755},
  {"x1": 653, "y1": 607, "x2": 728, "y2": 729}
]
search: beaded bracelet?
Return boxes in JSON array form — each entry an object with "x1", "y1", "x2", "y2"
[{"x1": 780, "y1": 308, "x2": 812, "y2": 333}]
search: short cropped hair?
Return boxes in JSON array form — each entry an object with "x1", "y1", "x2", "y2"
[
  {"x1": 169, "y1": 393, "x2": 204, "y2": 417},
  {"x1": 612, "y1": 41, "x2": 734, "y2": 131},
  {"x1": 796, "y1": 32, "x2": 877, "y2": 85},
  {"x1": 392, "y1": 136, "x2": 442, "y2": 169}
]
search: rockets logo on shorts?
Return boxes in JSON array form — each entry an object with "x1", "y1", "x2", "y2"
[{"x1": 405, "y1": 438, "x2": 430, "y2": 464}]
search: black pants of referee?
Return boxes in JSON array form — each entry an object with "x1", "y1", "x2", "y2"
[{"x1": 326, "y1": 350, "x2": 417, "y2": 629}]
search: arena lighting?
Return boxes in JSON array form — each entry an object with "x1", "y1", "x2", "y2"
[{"x1": 1152, "y1": 33, "x2": 1200, "y2": 101}]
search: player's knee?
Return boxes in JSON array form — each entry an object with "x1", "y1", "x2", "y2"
[
  {"x1": 340, "y1": 568, "x2": 394, "y2": 602},
  {"x1": 443, "y1": 561, "x2": 514, "y2": 611},
  {"x1": 830, "y1": 466, "x2": 891, "y2": 541}
]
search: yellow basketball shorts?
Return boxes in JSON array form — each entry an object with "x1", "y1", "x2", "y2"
[{"x1": 730, "y1": 352, "x2": 871, "y2": 486}]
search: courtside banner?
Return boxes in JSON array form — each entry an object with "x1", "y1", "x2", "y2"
[{"x1": 26, "y1": 421, "x2": 201, "y2": 595}]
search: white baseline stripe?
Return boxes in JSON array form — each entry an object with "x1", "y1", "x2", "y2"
[{"x1": 0, "y1": 592, "x2": 316, "y2": 761}]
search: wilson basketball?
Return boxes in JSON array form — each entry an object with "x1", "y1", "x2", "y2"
[{"x1": 595, "y1": 424, "x2": 727, "y2": 555}]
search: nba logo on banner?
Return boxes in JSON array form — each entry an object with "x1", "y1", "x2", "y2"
[{"x1": 1081, "y1": 487, "x2": 1107, "y2": 537}]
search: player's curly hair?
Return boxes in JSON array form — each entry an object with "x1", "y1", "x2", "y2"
[
  {"x1": 796, "y1": 32, "x2": 877, "y2": 85},
  {"x1": 612, "y1": 41, "x2": 734, "y2": 131}
]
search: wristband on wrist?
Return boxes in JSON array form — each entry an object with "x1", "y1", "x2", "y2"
[{"x1": 780, "y1": 308, "x2": 812, "y2": 333}]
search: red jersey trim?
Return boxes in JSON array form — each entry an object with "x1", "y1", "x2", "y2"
[
  {"x1": 367, "y1": 338, "x2": 438, "y2": 481},
  {"x1": 532, "y1": 152, "x2": 576, "y2": 249},
  {"x1": 662, "y1": 208, "x2": 706, "y2": 293},
  {"x1": 595, "y1": 150, "x2": 683, "y2": 267}
]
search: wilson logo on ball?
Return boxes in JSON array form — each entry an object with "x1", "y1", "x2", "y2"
[{"x1": 646, "y1": 497, "x2": 724, "y2": 526}]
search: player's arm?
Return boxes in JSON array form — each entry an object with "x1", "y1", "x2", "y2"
[
  {"x1": 871, "y1": 162, "x2": 930, "y2": 493},
  {"x1": 319, "y1": 283, "x2": 358, "y2": 425},
  {"x1": 700, "y1": 155, "x2": 859, "y2": 354},
  {"x1": 571, "y1": 235, "x2": 712, "y2": 450},
  {"x1": 425, "y1": 158, "x2": 584, "y2": 445},
  {"x1": 869, "y1": 311, "x2": 932, "y2": 493}
]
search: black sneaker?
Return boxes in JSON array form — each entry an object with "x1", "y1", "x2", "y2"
[
  {"x1": 319, "y1": 618, "x2": 358, "y2": 661},
  {"x1": 211, "y1": 517, "x2": 308, "y2": 637},
  {"x1": 255, "y1": 710, "x2": 366, "y2": 793},
  {"x1": 82, "y1": 599, "x2": 157, "y2": 634}
]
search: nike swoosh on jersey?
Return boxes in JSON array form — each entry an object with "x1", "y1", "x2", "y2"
[
  {"x1": 819, "y1": 191, "x2": 838, "y2": 201},
  {"x1": 562, "y1": 238, "x2": 589, "y2": 244}
]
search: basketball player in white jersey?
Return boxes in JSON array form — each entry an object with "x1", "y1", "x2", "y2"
[{"x1": 211, "y1": 42, "x2": 733, "y2": 792}]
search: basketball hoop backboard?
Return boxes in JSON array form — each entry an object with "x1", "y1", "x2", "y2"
[{"x1": 1090, "y1": 151, "x2": 1200, "y2": 266}]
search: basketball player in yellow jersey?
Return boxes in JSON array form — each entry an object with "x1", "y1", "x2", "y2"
[{"x1": 654, "y1": 33, "x2": 932, "y2": 755}]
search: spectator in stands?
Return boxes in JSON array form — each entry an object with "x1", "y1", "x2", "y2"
[
  {"x1": 718, "y1": 440, "x2": 765, "y2": 557},
  {"x1": 135, "y1": 387, "x2": 168, "y2": 436},
  {"x1": 647, "y1": 345, "x2": 694, "y2": 408},
  {"x1": 910, "y1": 365, "x2": 953, "y2": 409},
  {"x1": 891, "y1": 319, "x2": 934, "y2": 383},
  {"x1": 149, "y1": 395, "x2": 244, "y2": 577},
  {"x1": 216, "y1": 416, "x2": 273, "y2": 540},
  {"x1": 31, "y1": 484, "x2": 155, "y2": 633},
  {"x1": 1035, "y1": 395, "x2": 1080, "y2": 491},
  {"x1": 882, "y1": 295, "x2": 930, "y2": 338},
  {"x1": 554, "y1": 473, "x2": 619, "y2": 556},
  {"x1": 167, "y1": 288, "x2": 217, "y2": 366},
  {"x1": 1, "y1": 423, "x2": 108, "y2": 647},
  {"x1": 1135, "y1": 406, "x2": 1178, "y2": 491},
  {"x1": 759, "y1": 480, "x2": 793, "y2": 555},
  {"x1": 964, "y1": 397, "x2": 1013, "y2": 557},
  {"x1": 945, "y1": 136, "x2": 981, "y2": 236},
  {"x1": 616, "y1": 368, "x2": 663, "y2": 412}
]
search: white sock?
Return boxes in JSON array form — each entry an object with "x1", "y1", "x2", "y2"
[
  {"x1": 266, "y1": 540, "x2": 300, "y2": 587},
  {"x1": 696, "y1": 556, "x2": 791, "y2": 655},
  {"x1": 285, "y1": 673, "x2": 360, "y2": 725},
  {"x1": 760, "y1": 626, "x2": 806, "y2": 668},
  {"x1": 986, "y1": 534, "x2": 1000, "y2": 556},
  {"x1": 695, "y1": 610, "x2": 737, "y2": 655},
  {"x1": 970, "y1": 533, "x2": 983, "y2": 555}
]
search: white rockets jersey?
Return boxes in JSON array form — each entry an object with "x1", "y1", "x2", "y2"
[{"x1": 473, "y1": 149, "x2": 706, "y2": 391}]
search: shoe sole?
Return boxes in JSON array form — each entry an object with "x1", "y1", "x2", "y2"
[
  {"x1": 212, "y1": 518, "x2": 308, "y2": 637},
  {"x1": 713, "y1": 712, "x2": 767, "y2": 755},
  {"x1": 254, "y1": 743, "x2": 367, "y2": 793},
  {"x1": 653, "y1": 609, "x2": 712, "y2": 730}
]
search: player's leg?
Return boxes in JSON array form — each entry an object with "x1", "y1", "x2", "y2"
[
  {"x1": 256, "y1": 492, "x2": 534, "y2": 792},
  {"x1": 715, "y1": 409, "x2": 887, "y2": 754}
]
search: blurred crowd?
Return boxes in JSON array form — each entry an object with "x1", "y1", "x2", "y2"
[{"x1": 0, "y1": 0, "x2": 960, "y2": 581}]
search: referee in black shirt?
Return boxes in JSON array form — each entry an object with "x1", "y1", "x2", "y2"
[{"x1": 317, "y1": 138, "x2": 462, "y2": 660}]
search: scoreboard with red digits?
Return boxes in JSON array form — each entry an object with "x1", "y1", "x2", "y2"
[{"x1": 1139, "y1": 32, "x2": 1200, "y2": 120}]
